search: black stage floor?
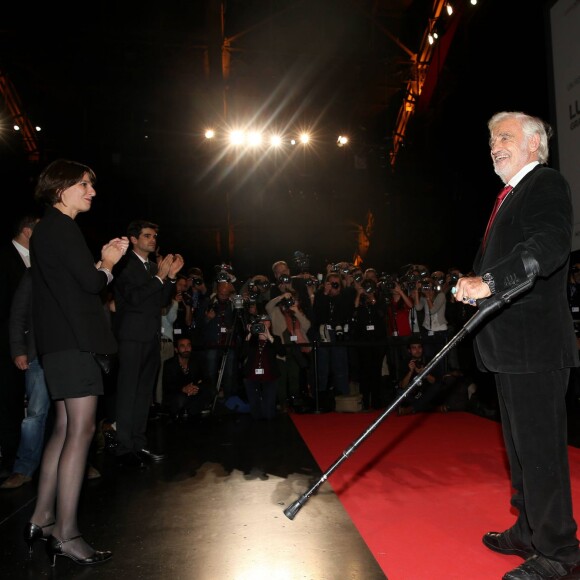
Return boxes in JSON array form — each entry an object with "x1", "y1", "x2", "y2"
[
  {"x1": 0, "y1": 409, "x2": 386, "y2": 580},
  {"x1": 1, "y1": 391, "x2": 579, "y2": 580}
]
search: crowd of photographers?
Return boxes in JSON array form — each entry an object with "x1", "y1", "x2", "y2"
[{"x1": 165, "y1": 251, "x2": 494, "y2": 418}]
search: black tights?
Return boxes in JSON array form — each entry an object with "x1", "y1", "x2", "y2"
[{"x1": 31, "y1": 395, "x2": 98, "y2": 558}]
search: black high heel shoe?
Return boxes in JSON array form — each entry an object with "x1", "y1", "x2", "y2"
[
  {"x1": 23, "y1": 521, "x2": 54, "y2": 558},
  {"x1": 46, "y1": 534, "x2": 112, "y2": 567}
]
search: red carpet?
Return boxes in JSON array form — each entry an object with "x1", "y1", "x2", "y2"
[{"x1": 291, "y1": 411, "x2": 580, "y2": 579}]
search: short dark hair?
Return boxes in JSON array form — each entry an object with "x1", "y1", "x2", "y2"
[
  {"x1": 13, "y1": 214, "x2": 40, "y2": 238},
  {"x1": 126, "y1": 220, "x2": 159, "y2": 240},
  {"x1": 187, "y1": 267, "x2": 203, "y2": 278},
  {"x1": 34, "y1": 159, "x2": 96, "y2": 207}
]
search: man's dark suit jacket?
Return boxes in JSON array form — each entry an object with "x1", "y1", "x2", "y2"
[
  {"x1": 0, "y1": 241, "x2": 27, "y2": 357},
  {"x1": 9, "y1": 269, "x2": 37, "y2": 361},
  {"x1": 30, "y1": 206, "x2": 116, "y2": 356},
  {"x1": 473, "y1": 165, "x2": 578, "y2": 373},
  {"x1": 113, "y1": 251, "x2": 174, "y2": 342}
]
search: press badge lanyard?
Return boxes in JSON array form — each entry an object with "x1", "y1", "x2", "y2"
[
  {"x1": 326, "y1": 301, "x2": 335, "y2": 330},
  {"x1": 365, "y1": 304, "x2": 375, "y2": 332},
  {"x1": 255, "y1": 340, "x2": 266, "y2": 375}
]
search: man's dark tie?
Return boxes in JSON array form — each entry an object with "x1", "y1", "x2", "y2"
[
  {"x1": 144, "y1": 261, "x2": 152, "y2": 276},
  {"x1": 482, "y1": 184, "x2": 513, "y2": 248}
]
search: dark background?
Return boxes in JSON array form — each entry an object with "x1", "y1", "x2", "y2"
[{"x1": 0, "y1": 0, "x2": 557, "y2": 281}]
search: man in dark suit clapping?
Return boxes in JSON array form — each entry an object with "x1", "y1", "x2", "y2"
[{"x1": 113, "y1": 220, "x2": 184, "y2": 467}]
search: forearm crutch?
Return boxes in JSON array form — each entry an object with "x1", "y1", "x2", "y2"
[{"x1": 284, "y1": 277, "x2": 535, "y2": 520}]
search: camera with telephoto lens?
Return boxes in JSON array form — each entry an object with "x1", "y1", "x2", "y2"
[
  {"x1": 431, "y1": 274, "x2": 445, "y2": 291},
  {"x1": 279, "y1": 296, "x2": 295, "y2": 310},
  {"x1": 421, "y1": 278, "x2": 433, "y2": 292},
  {"x1": 292, "y1": 250, "x2": 311, "y2": 273},
  {"x1": 354, "y1": 272, "x2": 364, "y2": 283},
  {"x1": 362, "y1": 279, "x2": 377, "y2": 294},
  {"x1": 232, "y1": 294, "x2": 244, "y2": 309},
  {"x1": 330, "y1": 281, "x2": 340, "y2": 290},
  {"x1": 214, "y1": 263, "x2": 236, "y2": 284},
  {"x1": 449, "y1": 272, "x2": 460, "y2": 283},
  {"x1": 411, "y1": 358, "x2": 425, "y2": 371},
  {"x1": 305, "y1": 277, "x2": 318, "y2": 287},
  {"x1": 379, "y1": 273, "x2": 398, "y2": 291},
  {"x1": 278, "y1": 273, "x2": 291, "y2": 285},
  {"x1": 216, "y1": 271, "x2": 231, "y2": 283},
  {"x1": 181, "y1": 288, "x2": 198, "y2": 308},
  {"x1": 400, "y1": 273, "x2": 419, "y2": 292},
  {"x1": 191, "y1": 277, "x2": 204, "y2": 286},
  {"x1": 250, "y1": 322, "x2": 266, "y2": 335},
  {"x1": 250, "y1": 279, "x2": 271, "y2": 292}
]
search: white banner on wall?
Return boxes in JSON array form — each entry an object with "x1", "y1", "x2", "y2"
[{"x1": 549, "y1": 0, "x2": 580, "y2": 251}]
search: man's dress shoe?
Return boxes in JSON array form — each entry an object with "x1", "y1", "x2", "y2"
[
  {"x1": 138, "y1": 448, "x2": 165, "y2": 462},
  {"x1": 502, "y1": 554, "x2": 580, "y2": 579},
  {"x1": 483, "y1": 530, "x2": 535, "y2": 559}
]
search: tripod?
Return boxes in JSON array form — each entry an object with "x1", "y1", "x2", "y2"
[{"x1": 211, "y1": 300, "x2": 247, "y2": 413}]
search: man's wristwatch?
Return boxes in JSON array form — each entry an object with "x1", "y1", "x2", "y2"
[{"x1": 482, "y1": 272, "x2": 496, "y2": 294}]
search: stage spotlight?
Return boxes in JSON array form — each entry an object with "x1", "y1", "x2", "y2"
[
  {"x1": 205, "y1": 129, "x2": 215, "y2": 139},
  {"x1": 270, "y1": 135, "x2": 282, "y2": 147},
  {"x1": 229, "y1": 130, "x2": 245, "y2": 145},
  {"x1": 337, "y1": 135, "x2": 348, "y2": 147},
  {"x1": 299, "y1": 133, "x2": 309, "y2": 144}
]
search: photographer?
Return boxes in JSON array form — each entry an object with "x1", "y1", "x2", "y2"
[
  {"x1": 173, "y1": 273, "x2": 194, "y2": 338},
  {"x1": 312, "y1": 272, "x2": 355, "y2": 408},
  {"x1": 414, "y1": 269, "x2": 449, "y2": 373},
  {"x1": 396, "y1": 339, "x2": 445, "y2": 415},
  {"x1": 152, "y1": 274, "x2": 188, "y2": 411},
  {"x1": 185, "y1": 267, "x2": 210, "y2": 347},
  {"x1": 239, "y1": 274, "x2": 272, "y2": 315},
  {"x1": 266, "y1": 290, "x2": 312, "y2": 412},
  {"x1": 162, "y1": 336, "x2": 213, "y2": 422},
  {"x1": 240, "y1": 314, "x2": 285, "y2": 420},
  {"x1": 271, "y1": 258, "x2": 314, "y2": 323},
  {"x1": 384, "y1": 276, "x2": 414, "y2": 381},
  {"x1": 352, "y1": 277, "x2": 387, "y2": 409},
  {"x1": 197, "y1": 278, "x2": 244, "y2": 401}
]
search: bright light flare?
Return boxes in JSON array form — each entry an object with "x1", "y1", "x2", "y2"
[
  {"x1": 229, "y1": 130, "x2": 245, "y2": 145},
  {"x1": 247, "y1": 131, "x2": 262, "y2": 146},
  {"x1": 299, "y1": 133, "x2": 309, "y2": 144},
  {"x1": 205, "y1": 129, "x2": 215, "y2": 139},
  {"x1": 337, "y1": 135, "x2": 348, "y2": 147},
  {"x1": 270, "y1": 135, "x2": 282, "y2": 147}
]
